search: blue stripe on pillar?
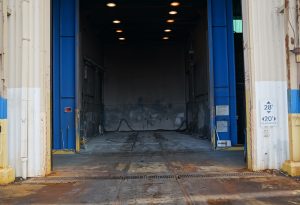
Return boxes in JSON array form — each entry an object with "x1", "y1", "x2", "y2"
[
  {"x1": 0, "y1": 97, "x2": 7, "y2": 119},
  {"x1": 288, "y1": 89, "x2": 300, "y2": 114}
]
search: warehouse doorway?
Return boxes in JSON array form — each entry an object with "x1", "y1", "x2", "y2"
[{"x1": 52, "y1": 0, "x2": 246, "y2": 162}]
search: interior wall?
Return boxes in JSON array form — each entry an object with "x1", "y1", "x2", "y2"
[
  {"x1": 186, "y1": 11, "x2": 210, "y2": 137},
  {"x1": 79, "y1": 14, "x2": 104, "y2": 139},
  {"x1": 103, "y1": 43, "x2": 186, "y2": 131}
]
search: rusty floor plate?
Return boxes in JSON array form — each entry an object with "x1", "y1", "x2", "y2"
[{"x1": 23, "y1": 172, "x2": 272, "y2": 184}]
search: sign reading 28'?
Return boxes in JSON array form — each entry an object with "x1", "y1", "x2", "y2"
[{"x1": 260, "y1": 100, "x2": 278, "y2": 126}]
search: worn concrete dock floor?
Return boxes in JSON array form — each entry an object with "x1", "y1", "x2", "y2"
[{"x1": 1, "y1": 131, "x2": 300, "y2": 204}]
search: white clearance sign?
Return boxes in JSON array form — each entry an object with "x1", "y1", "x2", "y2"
[{"x1": 260, "y1": 100, "x2": 278, "y2": 126}]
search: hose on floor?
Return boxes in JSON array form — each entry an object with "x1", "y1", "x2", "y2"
[{"x1": 112, "y1": 118, "x2": 136, "y2": 132}]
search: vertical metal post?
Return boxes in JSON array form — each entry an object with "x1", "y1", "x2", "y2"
[
  {"x1": 75, "y1": 0, "x2": 81, "y2": 152},
  {"x1": 241, "y1": 0, "x2": 253, "y2": 171},
  {"x1": 207, "y1": 0, "x2": 216, "y2": 149},
  {"x1": 0, "y1": 0, "x2": 15, "y2": 185}
]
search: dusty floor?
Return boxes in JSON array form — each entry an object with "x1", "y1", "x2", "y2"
[{"x1": 1, "y1": 131, "x2": 300, "y2": 205}]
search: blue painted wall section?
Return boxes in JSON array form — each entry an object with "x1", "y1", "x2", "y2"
[
  {"x1": 53, "y1": 0, "x2": 76, "y2": 150},
  {"x1": 288, "y1": 89, "x2": 300, "y2": 114},
  {"x1": 0, "y1": 97, "x2": 7, "y2": 119},
  {"x1": 209, "y1": 0, "x2": 238, "y2": 145}
]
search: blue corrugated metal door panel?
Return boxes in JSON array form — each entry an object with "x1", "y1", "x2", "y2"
[
  {"x1": 53, "y1": 0, "x2": 76, "y2": 150},
  {"x1": 209, "y1": 0, "x2": 238, "y2": 146}
]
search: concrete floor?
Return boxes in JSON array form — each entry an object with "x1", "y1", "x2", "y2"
[{"x1": 1, "y1": 131, "x2": 300, "y2": 204}]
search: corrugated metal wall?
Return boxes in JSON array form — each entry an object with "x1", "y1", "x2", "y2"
[
  {"x1": 7, "y1": 0, "x2": 51, "y2": 178},
  {"x1": 243, "y1": 0, "x2": 290, "y2": 170}
]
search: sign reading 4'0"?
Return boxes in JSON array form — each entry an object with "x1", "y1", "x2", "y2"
[{"x1": 260, "y1": 100, "x2": 278, "y2": 126}]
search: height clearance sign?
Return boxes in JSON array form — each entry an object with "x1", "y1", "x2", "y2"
[{"x1": 260, "y1": 100, "x2": 278, "y2": 126}]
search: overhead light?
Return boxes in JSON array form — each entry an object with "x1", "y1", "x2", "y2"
[
  {"x1": 166, "y1": 19, "x2": 175, "y2": 23},
  {"x1": 163, "y1": 37, "x2": 169, "y2": 40},
  {"x1": 170, "y1": 2, "x2": 180, "y2": 7},
  {"x1": 106, "y1": 2, "x2": 116, "y2": 7},
  {"x1": 164, "y1": 29, "x2": 172, "y2": 33},
  {"x1": 169, "y1": 11, "x2": 178, "y2": 15},
  {"x1": 113, "y1": 20, "x2": 121, "y2": 24},
  {"x1": 119, "y1": 37, "x2": 126, "y2": 41},
  {"x1": 116, "y1": 29, "x2": 123, "y2": 33}
]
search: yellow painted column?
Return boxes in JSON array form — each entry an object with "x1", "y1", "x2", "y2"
[
  {"x1": 0, "y1": 120, "x2": 15, "y2": 184},
  {"x1": 282, "y1": 114, "x2": 300, "y2": 176}
]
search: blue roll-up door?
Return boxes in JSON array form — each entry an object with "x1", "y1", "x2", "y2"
[
  {"x1": 208, "y1": 0, "x2": 238, "y2": 146},
  {"x1": 53, "y1": 0, "x2": 76, "y2": 150}
]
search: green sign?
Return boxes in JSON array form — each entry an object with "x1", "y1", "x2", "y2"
[{"x1": 233, "y1": 19, "x2": 243, "y2": 33}]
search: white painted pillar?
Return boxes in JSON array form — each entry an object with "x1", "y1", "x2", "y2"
[
  {"x1": 243, "y1": 0, "x2": 290, "y2": 170},
  {"x1": 7, "y1": 0, "x2": 51, "y2": 178}
]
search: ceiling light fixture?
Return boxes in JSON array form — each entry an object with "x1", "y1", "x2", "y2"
[
  {"x1": 170, "y1": 2, "x2": 180, "y2": 7},
  {"x1": 107, "y1": 2, "x2": 116, "y2": 7},
  {"x1": 169, "y1": 11, "x2": 178, "y2": 15},
  {"x1": 113, "y1": 20, "x2": 121, "y2": 24},
  {"x1": 163, "y1": 37, "x2": 170, "y2": 40},
  {"x1": 167, "y1": 19, "x2": 175, "y2": 23},
  {"x1": 116, "y1": 29, "x2": 123, "y2": 33},
  {"x1": 119, "y1": 37, "x2": 126, "y2": 41},
  {"x1": 164, "y1": 29, "x2": 172, "y2": 33}
]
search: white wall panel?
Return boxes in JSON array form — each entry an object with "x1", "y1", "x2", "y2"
[
  {"x1": 243, "y1": 0, "x2": 290, "y2": 170},
  {"x1": 7, "y1": 88, "x2": 22, "y2": 176}
]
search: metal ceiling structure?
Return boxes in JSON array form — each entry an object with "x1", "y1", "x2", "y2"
[{"x1": 80, "y1": 0, "x2": 207, "y2": 42}]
